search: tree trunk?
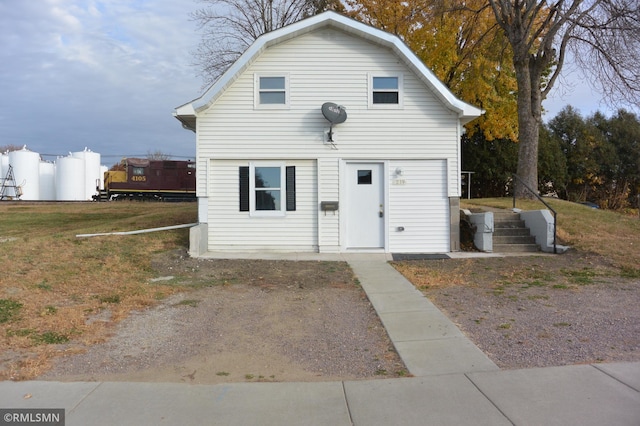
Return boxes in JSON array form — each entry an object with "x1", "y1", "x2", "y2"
[{"x1": 513, "y1": 56, "x2": 543, "y2": 199}]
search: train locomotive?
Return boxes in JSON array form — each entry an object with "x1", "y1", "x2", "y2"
[{"x1": 94, "y1": 158, "x2": 196, "y2": 201}]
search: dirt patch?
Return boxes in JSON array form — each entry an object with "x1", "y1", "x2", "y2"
[
  {"x1": 37, "y1": 248, "x2": 640, "y2": 383},
  {"x1": 40, "y1": 250, "x2": 407, "y2": 384},
  {"x1": 392, "y1": 250, "x2": 640, "y2": 369}
]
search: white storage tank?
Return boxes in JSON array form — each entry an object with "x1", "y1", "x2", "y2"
[
  {"x1": 72, "y1": 148, "x2": 101, "y2": 200},
  {"x1": 99, "y1": 165, "x2": 108, "y2": 190},
  {"x1": 56, "y1": 156, "x2": 85, "y2": 201},
  {"x1": 39, "y1": 161, "x2": 56, "y2": 201},
  {"x1": 9, "y1": 147, "x2": 40, "y2": 200}
]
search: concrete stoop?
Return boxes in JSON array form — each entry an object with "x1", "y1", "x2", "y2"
[{"x1": 492, "y1": 211, "x2": 540, "y2": 253}]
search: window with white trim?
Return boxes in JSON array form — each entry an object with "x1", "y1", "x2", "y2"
[
  {"x1": 255, "y1": 74, "x2": 289, "y2": 107},
  {"x1": 239, "y1": 163, "x2": 296, "y2": 215},
  {"x1": 369, "y1": 74, "x2": 403, "y2": 107}
]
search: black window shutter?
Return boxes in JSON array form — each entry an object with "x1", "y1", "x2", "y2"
[
  {"x1": 239, "y1": 166, "x2": 249, "y2": 211},
  {"x1": 286, "y1": 166, "x2": 296, "y2": 211}
]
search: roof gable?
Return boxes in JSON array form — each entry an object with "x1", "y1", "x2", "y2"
[{"x1": 174, "y1": 11, "x2": 482, "y2": 128}]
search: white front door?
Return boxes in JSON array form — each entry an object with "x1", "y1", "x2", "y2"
[{"x1": 346, "y1": 163, "x2": 384, "y2": 249}]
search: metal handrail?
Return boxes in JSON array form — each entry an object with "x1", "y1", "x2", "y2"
[{"x1": 512, "y1": 174, "x2": 557, "y2": 254}]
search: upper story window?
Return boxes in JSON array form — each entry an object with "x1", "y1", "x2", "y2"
[
  {"x1": 369, "y1": 74, "x2": 403, "y2": 108},
  {"x1": 255, "y1": 74, "x2": 289, "y2": 108}
]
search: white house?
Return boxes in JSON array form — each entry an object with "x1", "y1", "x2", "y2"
[{"x1": 174, "y1": 11, "x2": 482, "y2": 256}]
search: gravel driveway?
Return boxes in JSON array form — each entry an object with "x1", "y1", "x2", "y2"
[
  {"x1": 41, "y1": 249, "x2": 639, "y2": 384},
  {"x1": 41, "y1": 252, "x2": 407, "y2": 384},
  {"x1": 393, "y1": 251, "x2": 640, "y2": 369}
]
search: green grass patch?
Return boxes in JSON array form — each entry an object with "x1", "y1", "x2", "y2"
[
  {"x1": 43, "y1": 306, "x2": 58, "y2": 315},
  {"x1": 31, "y1": 331, "x2": 70, "y2": 345},
  {"x1": 492, "y1": 286, "x2": 505, "y2": 296},
  {"x1": 7, "y1": 328, "x2": 75, "y2": 345},
  {"x1": 6, "y1": 328, "x2": 35, "y2": 337},
  {"x1": 0, "y1": 299, "x2": 23, "y2": 324},
  {"x1": 562, "y1": 268, "x2": 597, "y2": 285},
  {"x1": 174, "y1": 299, "x2": 200, "y2": 307},
  {"x1": 527, "y1": 294, "x2": 550, "y2": 300},
  {"x1": 35, "y1": 280, "x2": 52, "y2": 291},
  {"x1": 98, "y1": 294, "x2": 121, "y2": 304},
  {"x1": 621, "y1": 267, "x2": 640, "y2": 279},
  {"x1": 523, "y1": 279, "x2": 548, "y2": 288}
]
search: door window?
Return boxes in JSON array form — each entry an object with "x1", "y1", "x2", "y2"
[{"x1": 357, "y1": 170, "x2": 372, "y2": 184}]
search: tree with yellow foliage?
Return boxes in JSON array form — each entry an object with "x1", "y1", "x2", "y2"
[
  {"x1": 346, "y1": 0, "x2": 518, "y2": 141},
  {"x1": 348, "y1": 0, "x2": 640, "y2": 199}
]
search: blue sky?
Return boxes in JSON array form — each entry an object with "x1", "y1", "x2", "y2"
[{"x1": 0, "y1": 1, "x2": 618, "y2": 166}]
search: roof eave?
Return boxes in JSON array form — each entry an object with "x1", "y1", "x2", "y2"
[{"x1": 172, "y1": 103, "x2": 196, "y2": 132}]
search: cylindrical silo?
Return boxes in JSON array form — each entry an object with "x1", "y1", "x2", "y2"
[
  {"x1": 9, "y1": 147, "x2": 40, "y2": 200},
  {"x1": 99, "y1": 165, "x2": 108, "y2": 190},
  {"x1": 39, "y1": 161, "x2": 56, "y2": 201},
  {"x1": 72, "y1": 148, "x2": 101, "y2": 200},
  {"x1": 56, "y1": 156, "x2": 85, "y2": 201}
]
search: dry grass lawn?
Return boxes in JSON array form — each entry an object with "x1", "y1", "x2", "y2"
[{"x1": 0, "y1": 202, "x2": 197, "y2": 380}]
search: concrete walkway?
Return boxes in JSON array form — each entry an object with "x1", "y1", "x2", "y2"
[
  {"x1": 345, "y1": 254, "x2": 498, "y2": 376},
  {"x1": 1, "y1": 253, "x2": 639, "y2": 425}
]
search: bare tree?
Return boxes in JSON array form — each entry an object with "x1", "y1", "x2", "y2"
[
  {"x1": 192, "y1": 0, "x2": 343, "y2": 86},
  {"x1": 484, "y1": 0, "x2": 640, "y2": 198},
  {"x1": 146, "y1": 150, "x2": 172, "y2": 161},
  {"x1": 0, "y1": 144, "x2": 24, "y2": 154}
]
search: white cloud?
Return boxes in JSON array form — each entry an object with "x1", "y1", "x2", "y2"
[{"x1": 0, "y1": 0, "x2": 202, "y2": 159}]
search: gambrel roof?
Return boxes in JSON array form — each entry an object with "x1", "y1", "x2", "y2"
[{"x1": 174, "y1": 11, "x2": 482, "y2": 130}]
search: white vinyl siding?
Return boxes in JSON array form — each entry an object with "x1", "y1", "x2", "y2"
[
  {"x1": 208, "y1": 159, "x2": 317, "y2": 251},
  {"x1": 388, "y1": 160, "x2": 450, "y2": 253},
  {"x1": 197, "y1": 28, "x2": 460, "y2": 197},
  {"x1": 318, "y1": 158, "x2": 340, "y2": 252}
]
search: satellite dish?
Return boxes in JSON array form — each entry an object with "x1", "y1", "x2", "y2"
[{"x1": 321, "y1": 102, "x2": 347, "y2": 124}]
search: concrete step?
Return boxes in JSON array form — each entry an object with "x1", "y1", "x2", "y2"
[
  {"x1": 491, "y1": 211, "x2": 540, "y2": 253},
  {"x1": 493, "y1": 212, "x2": 521, "y2": 220},
  {"x1": 493, "y1": 227, "x2": 531, "y2": 237},
  {"x1": 493, "y1": 243, "x2": 540, "y2": 253},
  {"x1": 495, "y1": 221, "x2": 527, "y2": 229},
  {"x1": 494, "y1": 235, "x2": 537, "y2": 245}
]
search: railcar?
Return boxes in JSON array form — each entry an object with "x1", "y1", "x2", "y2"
[{"x1": 94, "y1": 158, "x2": 196, "y2": 201}]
